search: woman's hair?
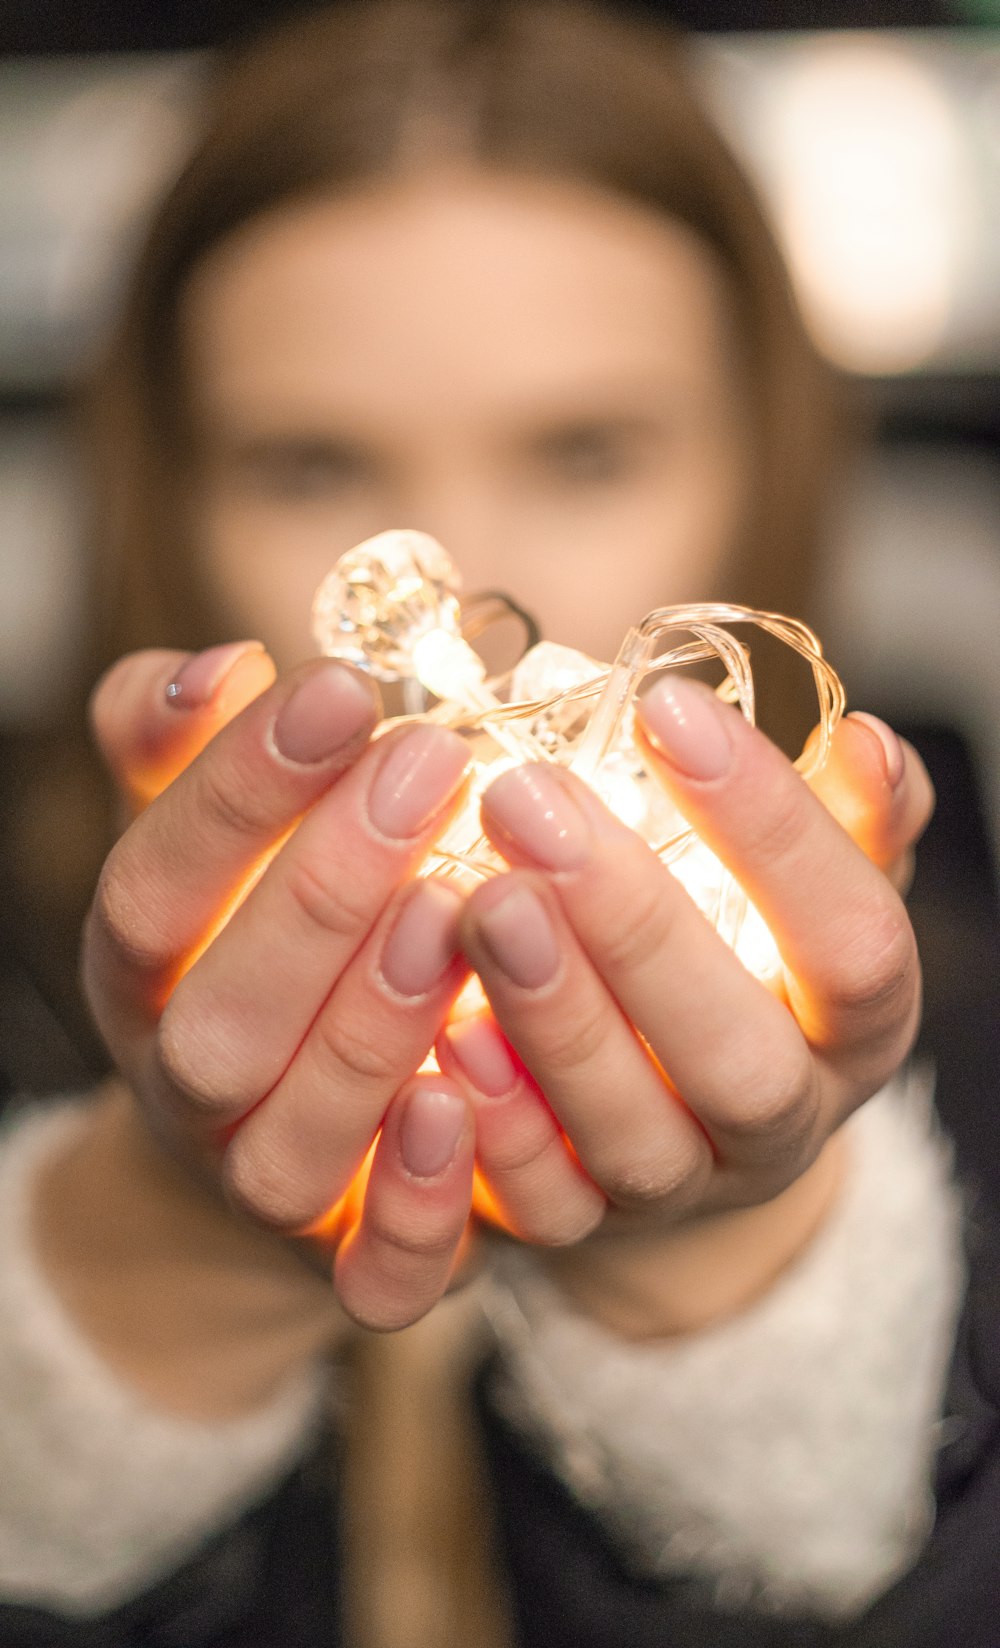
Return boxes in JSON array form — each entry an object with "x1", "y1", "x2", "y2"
[{"x1": 89, "y1": 0, "x2": 845, "y2": 681}]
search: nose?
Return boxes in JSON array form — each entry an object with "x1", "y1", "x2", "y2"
[{"x1": 397, "y1": 472, "x2": 512, "y2": 600}]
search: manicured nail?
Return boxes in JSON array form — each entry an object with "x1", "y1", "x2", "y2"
[
  {"x1": 398, "y1": 1085, "x2": 466, "y2": 1178},
  {"x1": 165, "y1": 641, "x2": 265, "y2": 709},
  {"x1": 849, "y1": 712, "x2": 905, "y2": 790},
  {"x1": 367, "y1": 725, "x2": 470, "y2": 840},
  {"x1": 380, "y1": 879, "x2": 463, "y2": 997},
  {"x1": 475, "y1": 882, "x2": 560, "y2": 990},
  {"x1": 444, "y1": 1014, "x2": 519, "y2": 1098},
  {"x1": 482, "y1": 765, "x2": 590, "y2": 870},
  {"x1": 272, "y1": 663, "x2": 376, "y2": 765},
  {"x1": 639, "y1": 677, "x2": 732, "y2": 780}
]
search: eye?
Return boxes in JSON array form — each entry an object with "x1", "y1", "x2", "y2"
[
  {"x1": 531, "y1": 421, "x2": 648, "y2": 486},
  {"x1": 234, "y1": 437, "x2": 376, "y2": 501}
]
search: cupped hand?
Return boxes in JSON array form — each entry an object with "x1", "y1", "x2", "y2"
[
  {"x1": 439, "y1": 680, "x2": 931, "y2": 1262},
  {"x1": 84, "y1": 644, "x2": 478, "y2": 1329}
]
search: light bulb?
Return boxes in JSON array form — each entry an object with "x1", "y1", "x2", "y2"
[
  {"x1": 311, "y1": 529, "x2": 845, "y2": 982},
  {"x1": 311, "y1": 528, "x2": 462, "y2": 681}
]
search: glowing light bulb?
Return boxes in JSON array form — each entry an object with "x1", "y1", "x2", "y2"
[
  {"x1": 310, "y1": 531, "x2": 845, "y2": 981},
  {"x1": 306, "y1": 531, "x2": 845, "y2": 1238},
  {"x1": 311, "y1": 528, "x2": 462, "y2": 680},
  {"x1": 315, "y1": 529, "x2": 554, "y2": 766}
]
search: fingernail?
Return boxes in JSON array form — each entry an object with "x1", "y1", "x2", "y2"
[
  {"x1": 398, "y1": 1085, "x2": 466, "y2": 1178},
  {"x1": 165, "y1": 641, "x2": 265, "y2": 709},
  {"x1": 476, "y1": 882, "x2": 560, "y2": 990},
  {"x1": 368, "y1": 725, "x2": 470, "y2": 840},
  {"x1": 482, "y1": 765, "x2": 589, "y2": 870},
  {"x1": 380, "y1": 879, "x2": 463, "y2": 997},
  {"x1": 272, "y1": 663, "x2": 376, "y2": 765},
  {"x1": 849, "y1": 712, "x2": 905, "y2": 790},
  {"x1": 639, "y1": 677, "x2": 733, "y2": 780},
  {"x1": 444, "y1": 1014, "x2": 519, "y2": 1098}
]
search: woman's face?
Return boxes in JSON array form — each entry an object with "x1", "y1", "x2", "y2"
[{"x1": 180, "y1": 170, "x2": 752, "y2": 670}]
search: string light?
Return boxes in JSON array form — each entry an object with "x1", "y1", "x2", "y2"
[
  {"x1": 308, "y1": 529, "x2": 846, "y2": 1236},
  {"x1": 312, "y1": 529, "x2": 845, "y2": 983}
]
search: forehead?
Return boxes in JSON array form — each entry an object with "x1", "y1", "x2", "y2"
[{"x1": 180, "y1": 171, "x2": 737, "y2": 427}]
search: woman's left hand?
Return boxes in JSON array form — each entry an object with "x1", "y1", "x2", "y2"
[{"x1": 439, "y1": 680, "x2": 931, "y2": 1286}]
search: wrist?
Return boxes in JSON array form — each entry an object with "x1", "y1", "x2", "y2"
[
  {"x1": 31, "y1": 1081, "x2": 350, "y2": 1418},
  {"x1": 538, "y1": 1130, "x2": 849, "y2": 1340}
]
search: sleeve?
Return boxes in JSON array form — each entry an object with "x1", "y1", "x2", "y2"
[
  {"x1": 0, "y1": 1099, "x2": 333, "y2": 1619},
  {"x1": 480, "y1": 1069, "x2": 968, "y2": 1621}
]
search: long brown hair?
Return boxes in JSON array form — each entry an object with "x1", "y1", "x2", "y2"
[{"x1": 89, "y1": 0, "x2": 845, "y2": 690}]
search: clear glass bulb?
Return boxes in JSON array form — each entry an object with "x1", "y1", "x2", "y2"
[
  {"x1": 311, "y1": 528, "x2": 462, "y2": 681},
  {"x1": 310, "y1": 529, "x2": 845, "y2": 984}
]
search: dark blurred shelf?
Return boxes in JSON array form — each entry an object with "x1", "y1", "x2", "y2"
[
  {"x1": 866, "y1": 373, "x2": 1000, "y2": 452},
  {"x1": 0, "y1": 0, "x2": 971, "y2": 58}
]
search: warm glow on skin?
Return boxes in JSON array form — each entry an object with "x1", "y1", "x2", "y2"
[
  {"x1": 302, "y1": 1140, "x2": 512, "y2": 1247},
  {"x1": 470, "y1": 1168, "x2": 509, "y2": 1229},
  {"x1": 167, "y1": 171, "x2": 866, "y2": 1275},
  {"x1": 177, "y1": 829, "x2": 291, "y2": 983},
  {"x1": 297, "y1": 558, "x2": 823, "y2": 1243},
  {"x1": 301, "y1": 1136, "x2": 379, "y2": 1244},
  {"x1": 299, "y1": 997, "x2": 523, "y2": 1241},
  {"x1": 178, "y1": 175, "x2": 755, "y2": 1248}
]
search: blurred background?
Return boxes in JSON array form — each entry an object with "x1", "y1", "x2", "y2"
[{"x1": 1, "y1": 0, "x2": 997, "y2": 1096}]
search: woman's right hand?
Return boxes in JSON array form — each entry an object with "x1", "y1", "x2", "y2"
[{"x1": 83, "y1": 644, "x2": 478, "y2": 1330}]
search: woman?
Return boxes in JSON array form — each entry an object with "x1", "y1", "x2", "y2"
[{"x1": 3, "y1": 4, "x2": 989, "y2": 1646}]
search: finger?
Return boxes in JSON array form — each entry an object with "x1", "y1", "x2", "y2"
[
  {"x1": 804, "y1": 713, "x2": 934, "y2": 890},
  {"x1": 221, "y1": 878, "x2": 470, "y2": 1228},
  {"x1": 636, "y1": 679, "x2": 920, "y2": 1070},
  {"x1": 459, "y1": 868, "x2": 713, "y2": 1216},
  {"x1": 333, "y1": 1078, "x2": 474, "y2": 1331},
  {"x1": 91, "y1": 643, "x2": 277, "y2": 808},
  {"x1": 476, "y1": 770, "x2": 818, "y2": 1190},
  {"x1": 436, "y1": 1009, "x2": 607, "y2": 1244},
  {"x1": 85, "y1": 659, "x2": 381, "y2": 1041},
  {"x1": 158, "y1": 725, "x2": 471, "y2": 1123}
]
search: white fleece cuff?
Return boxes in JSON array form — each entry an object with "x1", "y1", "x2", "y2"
[
  {"x1": 0, "y1": 1100, "x2": 331, "y2": 1618},
  {"x1": 484, "y1": 1070, "x2": 967, "y2": 1620}
]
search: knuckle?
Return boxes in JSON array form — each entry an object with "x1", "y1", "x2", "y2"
[
  {"x1": 484, "y1": 1115, "x2": 559, "y2": 1178},
  {"x1": 90, "y1": 855, "x2": 170, "y2": 975},
  {"x1": 192, "y1": 760, "x2": 275, "y2": 843},
  {"x1": 604, "y1": 1128, "x2": 708, "y2": 1212},
  {"x1": 481, "y1": 1122, "x2": 607, "y2": 1245},
  {"x1": 520, "y1": 1196, "x2": 606, "y2": 1248},
  {"x1": 746, "y1": 784, "x2": 808, "y2": 866},
  {"x1": 593, "y1": 882, "x2": 677, "y2": 978},
  {"x1": 155, "y1": 999, "x2": 255, "y2": 1118},
  {"x1": 723, "y1": 1043, "x2": 818, "y2": 1152},
  {"x1": 223, "y1": 1132, "x2": 319, "y2": 1232},
  {"x1": 336, "y1": 1271, "x2": 431, "y2": 1333},
  {"x1": 284, "y1": 850, "x2": 375, "y2": 943},
  {"x1": 532, "y1": 999, "x2": 612, "y2": 1078},
  {"x1": 313, "y1": 1010, "x2": 402, "y2": 1088},
  {"x1": 365, "y1": 1202, "x2": 458, "y2": 1265},
  {"x1": 824, "y1": 905, "x2": 919, "y2": 1023}
]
